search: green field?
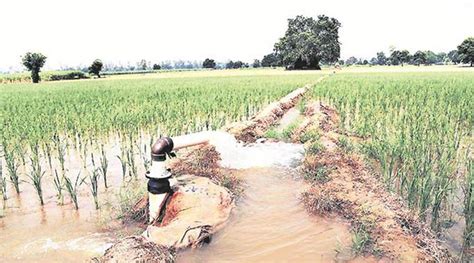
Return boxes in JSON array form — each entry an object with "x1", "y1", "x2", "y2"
[
  {"x1": 1, "y1": 69, "x2": 325, "y2": 146},
  {"x1": 1, "y1": 67, "x2": 473, "y2": 254},
  {"x1": 312, "y1": 71, "x2": 473, "y2": 249}
]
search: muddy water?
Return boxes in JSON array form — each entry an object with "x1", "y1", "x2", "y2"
[
  {"x1": 178, "y1": 167, "x2": 352, "y2": 263},
  {"x1": 1, "y1": 131, "x2": 352, "y2": 262},
  {"x1": 0, "y1": 137, "x2": 148, "y2": 262},
  {"x1": 177, "y1": 135, "x2": 352, "y2": 262}
]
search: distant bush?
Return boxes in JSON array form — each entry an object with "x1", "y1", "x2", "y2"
[
  {"x1": 0, "y1": 70, "x2": 88, "y2": 84},
  {"x1": 49, "y1": 71, "x2": 88, "y2": 81}
]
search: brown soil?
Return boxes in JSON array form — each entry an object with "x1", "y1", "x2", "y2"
[
  {"x1": 297, "y1": 102, "x2": 453, "y2": 262},
  {"x1": 224, "y1": 86, "x2": 307, "y2": 142},
  {"x1": 93, "y1": 235, "x2": 175, "y2": 263},
  {"x1": 101, "y1": 144, "x2": 238, "y2": 261}
]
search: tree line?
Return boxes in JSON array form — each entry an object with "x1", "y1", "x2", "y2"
[
  {"x1": 343, "y1": 40, "x2": 473, "y2": 67},
  {"x1": 18, "y1": 14, "x2": 473, "y2": 83}
]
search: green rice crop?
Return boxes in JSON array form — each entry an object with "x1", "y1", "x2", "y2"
[
  {"x1": 0, "y1": 70, "x2": 323, "y2": 209},
  {"x1": 312, "y1": 72, "x2": 473, "y2": 250}
]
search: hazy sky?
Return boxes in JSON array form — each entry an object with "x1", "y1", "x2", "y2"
[{"x1": 1, "y1": 0, "x2": 473, "y2": 71}]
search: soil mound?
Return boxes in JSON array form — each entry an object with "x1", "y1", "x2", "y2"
[
  {"x1": 225, "y1": 86, "x2": 307, "y2": 142},
  {"x1": 94, "y1": 236, "x2": 175, "y2": 263},
  {"x1": 144, "y1": 174, "x2": 234, "y2": 249}
]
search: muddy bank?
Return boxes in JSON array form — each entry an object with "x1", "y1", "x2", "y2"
[
  {"x1": 224, "y1": 86, "x2": 307, "y2": 143},
  {"x1": 296, "y1": 101, "x2": 453, "y2": 262}
]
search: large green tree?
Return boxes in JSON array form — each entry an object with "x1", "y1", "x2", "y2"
[
  {"x1": 457, "y1": 37, "x2": 474, "y2": 66},
  {"x1": 21, "y1": 52, "x2": 47, "y2": 83},
  {"x1": 274, "y1": 15, "x2": 341, "y2": 70},
  {"x1": 89, "y1": 59, "x2": 103, "y2": 78}
]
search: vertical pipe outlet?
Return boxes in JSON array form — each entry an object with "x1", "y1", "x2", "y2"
[{"x1": 146, "y1": 137, "x2": 174, "y2": 223}]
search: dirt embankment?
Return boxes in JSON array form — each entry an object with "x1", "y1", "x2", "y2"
[
  {"x1": 224, "y1": 86, "x2": 307, "y2": 142},
  {"x1": 96, "y1": 145, "x2": 237, "y2": 262},
  {"x1": 296, "y1": 102, "x2": 453, "y2": 262}
]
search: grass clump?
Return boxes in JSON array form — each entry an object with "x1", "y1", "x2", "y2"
[
  {"x1": 264, "y1": 128, "x2": 280, "y2": 140},
  {"x1": 337, "y1": 136, "x2": 354, "y2": 152},
  {"x1": 303, "y1": 165, "x2": 331, "y2": 183},
  {"x1": 105, "y1": 181, "x2": 147, "y2": 224},
  {"x1": 281, "y1": 122, "x2": 299, "y2": 139},
  {"x1": 299, "y1": 127, "x2": 320, "y2": 144},
  {"x1": 305, "y1": 140, "x2": 325, "y2": 155},
  {"x1": 351, "y1": 224, "x2": 373, "y2": 255}
]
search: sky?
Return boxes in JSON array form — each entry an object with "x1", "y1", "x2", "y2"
[{"x1": 0, "y1": 0, "x2": 473, "y2": 72}]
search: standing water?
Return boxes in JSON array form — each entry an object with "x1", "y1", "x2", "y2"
[
  {"x1": 0, "y1": 131, "x2": 352, "y2": 262},
  {"x1": 178, "y1": 132, "x2": 352, "y2": 262}
]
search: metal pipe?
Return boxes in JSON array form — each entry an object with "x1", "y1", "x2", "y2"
[{"x1": 146, "y1": 133, "x2": 210, "y2": 223}]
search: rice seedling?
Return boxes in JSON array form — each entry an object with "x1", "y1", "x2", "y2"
[
  {"x1": 312, "y1": 72, "x2": 473, "y2": 238},
  {"x1": 3, "y1": 143, "x2": 20, "y2": 194},
  {"x1": 26, "y1": 144, "x2": 45, "y2": 205},
  {"x1": 127, "y1": 137, "x2": 138, "y2": 179},
  {"x1": 139, "y1": 142, "x2": 151, "y2": 171},
  {"x1": 462, "y1": 157, "x2": 473, "y2": 260},
  {"x1": 117, "y1": 152, "x2": 128, "y2": 181},
  {"x1": 87, "y1": 154, "x2": 101, "y2": 210},
  {"x1": 53, "y1": 169, "x2": 64, "y2": 205},
  {"x1": 0, "y1": 158, "x2": 7, "y2": 201},
  {"x1": 64, "y1": 172, "x2": 84, "y2": 210},
  {"x1": 54, "y1": 135, "x2": 66, "y2": 174},
  {"x1": 99, "y1": 144, "x2": 109, "y2": 188}
]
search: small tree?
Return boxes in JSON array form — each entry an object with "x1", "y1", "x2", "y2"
[
  {"x1": 252, "y1": 59, "x2": 261, "y2": 68},
  {"x1": 376, "y1": 52, "x2": 387, "y2": 65},
  {"x1": 413, "y1": 50, "x2": 427, "y2": 66},
  {"x1": 137, "y1": 59, "x2": 147, "y2": 70},
  {"x1": 424, "y1": 50, "x2": 438, "y2": 65},
  {"x1": 233, "y1": 61, "x2": 244, "y2": 68},
  {"x1": 152, "y1": 64, "x2": 161, "y2": 70},
  {"x1": 345, "y1": 56, "x2": 358, "y2": 65},
  {"x1": 413, "y1": 51, "x2": 427, "y2": 66},
  {"x1": 89, "y1": 59, "x2": 103, "y2": 78},
  {"x1": 448, "y1": 50, "x2": 460, "y2": 64},
  {"x1": 369, "y1": 57, "x2": 378, "y2": 65},
  {"x1": 225, "y1": 61, "x2": 234, "y2": 69},
  {"x1": 457, "y1": 37, "x2": 474, "y2": 67},
  {"x1": 202, "y1": 58, "x2": 216, "y2": 69},
  {"x1": 22, "y1": 52, "x2": 47, "y2": 83},
  {"x1": 399, "y1": 50, "x2": 411, "y2": 66}
]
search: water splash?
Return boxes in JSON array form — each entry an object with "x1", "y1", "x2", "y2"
[{"x1": 202, "y1": 131, "x2": 304, "y2": 169}]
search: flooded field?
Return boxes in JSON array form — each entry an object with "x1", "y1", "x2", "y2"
[
  {"x1": 1, "y1": 131, "x2": 353, "y2": 262},
  {"x1": 0, "y1": 136, "x2": 148, "y2": 262}
]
